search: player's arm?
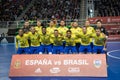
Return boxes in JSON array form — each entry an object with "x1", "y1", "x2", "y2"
[
  {"x1": 103, "y1": 33, "x2": 107, "y2": 51},
  {"x1": 15, "y1": 37, "x2": 18, "y2": 50}
]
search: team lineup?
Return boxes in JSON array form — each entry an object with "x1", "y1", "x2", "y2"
[{"x1": 16, "y1": 19, "x2": 107, "y2": 54}]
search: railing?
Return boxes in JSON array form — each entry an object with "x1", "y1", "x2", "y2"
[{"x1": 0, "y1": 19, "x2": 87, "y2": 28}]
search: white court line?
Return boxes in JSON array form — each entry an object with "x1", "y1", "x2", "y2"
[
  {"x1": 107, "y1": 49, "x2": 120, "y2": 59},
  {"x1": 107, "y1": 42, "x2": 120, "y2": 43}
]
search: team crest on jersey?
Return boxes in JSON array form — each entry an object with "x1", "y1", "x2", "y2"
[
  {"x1": 13, "y1": 60, "x2": 21, "y2": 69},
  {"x1": 93, "y1": 60, "x2": 102, "y2": 68}
]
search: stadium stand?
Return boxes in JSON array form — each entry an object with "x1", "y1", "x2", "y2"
[
  {"x1": 22, "y1": 0, "x2": 81, "y2": 20},
  {"x1": 94, "y1": 0, "x2": 120, "y2": 17},
  {"x1": 0, "y1": 0, "x2": 31, "y2": 21}
]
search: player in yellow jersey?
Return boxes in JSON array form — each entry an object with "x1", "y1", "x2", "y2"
[
  {"x1": 92, "y1": 28, "x2": 107, "y2": 54},
  {"x1": 47, "y1": 20, "x2": 57, "y2": 35},
  {"x1": 51, "y1": 30, "x2": 64, "y2": 54},
  {"x1": 85, "y1": 20, "x2": 95, "y2": 48},
  {"x1": 28, "y1": 27, "x2": 40, "y2": 54},
  {"x1": 64, "y1": 30, "x2": 77, "y2": 54},
  {"x1": 16, "y1": 29, "x2": 29, "y2": 54},
  {"x1": 35, "y1": 20, "x2": 42, "y2": 34},
  {"x1": 70, "y1": 22, "x2": 82, "y2": 53},
  {"x1": 39, "y1": 27, "x2": 52, "y2": 54},
  {"x1": 57, "y1": 20, "x2": 68, "y2": 36},
  {"x1": 85, "y1": 20, "x2": 95, "y2": 34},
  {"x1": 78, "y1": 27, "x2": 92, "y2": 54},
  {"x1": 57, "y1": 20, "x2": 68, "y2": 48}
]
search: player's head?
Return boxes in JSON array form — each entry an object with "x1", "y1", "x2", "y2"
[
  {"x1": 82, "y1": 27, "x2": 87, "y2": 34},
  {"x1": 42, "y1": 27, "x2": 46, "y2": 34},
  {"x1": 49, "y1": 20, "x2": 54, "y2": 27},
  {"x1": 66, "y1": 30, "x2": 72, "y2": 38},
  {"x1": 18, "y1": 29, "x2": 24, "y2": 36},
  {"x1": 54, "y1": 29, "x2": 59, "y2": 37},
  {"x1": 30, "y1": 27, "x2": 36, "y2": 34},
  {"x1": 24, "y1": 21, "x2": 29, "y2": 27},
  {"x1": 60, "y1": 20, "x2": 65, "y2": 26},
  {"x1": 85, "y1": 20, "x2": 90, "y2": 27},
  {"x1": 95, "y1": 27, "x2": 101, "y2": 36},
  {"x1": 37, "y1": 20, "x2": 41, "y2": 26},
  {"x1": 73, "y1": 22, "x2": 78, "y2": 28},
  {"x1": 96, "y1": 20, "x2": 102, "y2": 27}
]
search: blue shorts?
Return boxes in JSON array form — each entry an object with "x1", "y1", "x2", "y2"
[
  {"x1": 52, "y1": 46, "x2": 64, "y2": 54},
  {"x1": 93, "y1": 45, "x2": 104, "y2": 53},
  {"x1": 29, "y1": 46, "x2": 39, "y2": 54},
  {"x1": 64, "y1": 46, "x2": 77, "y2": 54},
  {"x1": 39, "y1": 44, "x2": 52, "y2": 54},
  {"x1": 79, "y1": 45, "x2": 92, "y2": 53},
  {"x1": 17, "y1": 47, "x2": 30, "y2": 54}
]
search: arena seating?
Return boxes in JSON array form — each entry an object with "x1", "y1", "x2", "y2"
[{"x1": 0, "y1": 0, "x2": 31, "y2": 21}]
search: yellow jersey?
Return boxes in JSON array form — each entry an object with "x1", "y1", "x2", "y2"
[
  {"x1": 92, "y1": 33, "x2": 106, "y2": 46},
  {"x1": 16, "y1": 34, "x2": 29, "y2": 48},
  {"x1": 70, "y1": 27, "x2": 82, "y2": 43},
  {"x1": 28, "y1": 32, "x2": 40, "y2": 47},
  {"x1": 57, "y1": 26, "x2": 68, "y2": 36},
  {"x1": 47, "y1": 27, "x2": 57, "y2": 35},
  {"x1": 78, "y1": 32, "x2": 92, "y2": 46},
  {"x1": 64, "y1": 35, "x2": 77, "y2": 46},
  {"x1": 35, "y1": 26, "x2": 42, "y2": 34},
  {"x1": 86, "y1": 26, "x2": 95, "y2": 42},
  {"x1": 50, "y1": 34, "x2": 63, "y2": 46},
  {"x1": 39, "y1": 33, "x2": 51, "y2": 45}
]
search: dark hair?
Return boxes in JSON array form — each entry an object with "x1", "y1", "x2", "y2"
[
  {"x1": 95, "y1": 27, "x2": 101, "y2": 31},
  {"x1": 54, "y1": 29, "x2": 58, "y2": 32},
  {"x1": 66, "y1": 29, "x2": 71, "y2": 33},
  {"x1": 96, "y1": 19, "x2": 102, "y2": 23},
  {"x1": 42, "y1": 26, "x2": 46, "y2": 29}
]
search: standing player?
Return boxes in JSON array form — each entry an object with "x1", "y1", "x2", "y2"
[
  {"x1": 64, "y1": 30, "x2": 77, "y2": 54},
  {"x1": 22, "y1": 20, "x2": 30, "y2": 33},
  {"x1": 39, "y1": 27, "x2": 52, "y2": 54},
  {"x1": 51, "y1": 30, "x2": 64, "y2": 54},
  {"x1": 57, "y1": 20, "x2": 68, "y2": 36},
  {"x1": 35, "y1": 20, "x2": 43, "y2": 34},
  {"x1": 78, "y1": 27, "x2": 92, "y2": 54},
  {"x1": 85, "y1": 20, "x2": 95, "y2": 48},
  {"x1": 95, "y1": 20, "x2": 108, "y2": 37},
  {"x1": 92, "y1": 28, "x2": 107, "y2": 54},
  {"x1": 16, "y1": 29, "x2": 29, "y2": 54},
  {"x1": 28, "y1": 27, "x2": 40, "y2": 54},
  {"x1": 70, "y1": 22, "x2": 82, "y2": 53},
  {"x1": 57, "y1": 20, "x2": 68, "y2": 48},
  {"x1": 47, "y1": 20, "x2": 57, "y2": 35}
]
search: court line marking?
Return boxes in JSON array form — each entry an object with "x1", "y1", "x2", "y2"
[
  {"x1": 107, "y1": 49, "x2": 120, "y2": 59},
  {"x1": 107, "y1": 42, "x2": 120, "y2": 43}
]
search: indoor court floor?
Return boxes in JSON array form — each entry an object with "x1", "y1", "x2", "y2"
[{"x1": 0, "y1": 42, "x2": 120, "y2": 80}]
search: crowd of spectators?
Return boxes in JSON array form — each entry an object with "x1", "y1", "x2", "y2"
[
  {"x1": 0, "y1": 0, "x2": 31, "y2": 21},
  {"x1": 22, "y1": 0, "x2": 81, "y2": 21},
  {"x1": 1, "y1": 0, "x2": 120, "y2": 21},
  {"x1": 94, "y1": 0, "x2": 120, "y2": 17}
]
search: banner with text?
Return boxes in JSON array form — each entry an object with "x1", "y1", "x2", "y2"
[
  {"x1": 88, "y1": 16, "x2": 120, "y2": 24},
  {"x1": 9, "y1": 54, "x2": 107, "y2": 77}
]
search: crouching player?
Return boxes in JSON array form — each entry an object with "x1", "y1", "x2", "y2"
[
  {"x1": 28, "y1": 27, "x2": 40, "y2": 54},
  {"x1": 64, "y1": 30, "x2": 77, "y2": 54},
  {"x1": 51, "y1": 30, "x2": 64, "y2": 54},
  {"x1": 78, "y1": 27, "x2": 92, "y2": 54},
  {"x1": 92, "y1": 28, "x2": 107, "y2": 54},
  {"x1": 39, "y1": 27, "x2": 52, "y2": 54},
  {"x1": 16, "y1": 29, "x2": 30, "y2": 54}
]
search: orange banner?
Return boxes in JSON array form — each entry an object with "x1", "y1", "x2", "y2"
[{"x1": 9, "y1": 54, "x2": 107, "y2": 77}]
